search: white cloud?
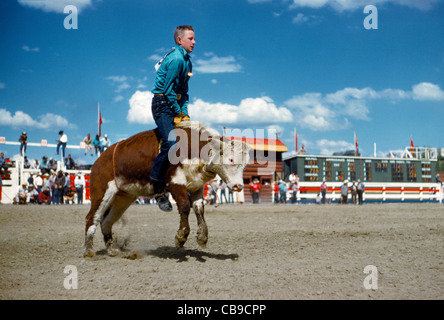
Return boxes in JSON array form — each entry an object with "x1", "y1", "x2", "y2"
[
  {"x1": 290, "y1": 0, "x2": 329, "y2": 9},
  {"x1": 189, "y1": 96, "x2": 293, "y2": 125},
  {"x1": 116, "y1": 82, "x2": 130, "y2": 92},
  {"x1": 412, "y1": 82, "x2": 444, "y2": 101},
  {"x1": 285, "y1": 92, "x2": 351, "y2": 131},
  {"x1": 0, "y1": 108, "x2": 75, "y2": 130},
  {"x1": 239, "y1": 97, "x2": 293, "y2": 122},
  {"x1": 285, "y1": 82, "x2": 442, "y2": 131},
  {"x1": 39, "y1": 113, "x2": 75, "y2": 129},
  {"x1": 114, "y1": 95, "x2": 124, "y2": 102},
  {"x1": 247, "y1": 0, "x2": 272, "y2": 3},
  {"x1": 188, "y1": 99, "x2": 240, "y2": 124},
  {"x1": 107, "y1": 75, "x2": 128, "y2": 83},
  {"x1": 262, "y1": 0, "x2": 441, "y2": 11},
  {"x1": 17, "y1": 0, "x2": 93, "y2": 13},
  {"x1": 148, "y1": 54, "x2": 163, "y2": 62},
  {"x1": 107, "y1": 75, "x2": 131, "y2": 92},
  {"x1": 127, "y1": 94, "x2": 292, "y2": 126},
  {"x1": 0, "y1": 82, "x2": 5, "y2": 89},
  {"x1": 126, "y1": 82, "x2": 442, "y2": 129},
  {"x1": 22, "y1": 45, "x2": 39, "y2": 52},
  {"x1": 316, "y1": 139, "x2": 355, "y2": 155},
  {"x1": 194, "y1": 53, "x2": 242, "y2": 74},
  {"x1": 292, "y1": 13, "x2": 320, "y2": 24},
  {"x1": 136, "y1": 83, "x2": 147, "y2": 89},
  {"x1": 127, "y1": 91, "x2": 154, "y2": 124}
]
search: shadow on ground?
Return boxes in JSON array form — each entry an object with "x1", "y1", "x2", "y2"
[{"x1": 146, "y1": 246, "x2": 239, "y2": 262}]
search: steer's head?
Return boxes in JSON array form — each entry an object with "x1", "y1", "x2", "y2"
[{"x1": 206, "y1": 137, "x2": 251, "y2": 192}]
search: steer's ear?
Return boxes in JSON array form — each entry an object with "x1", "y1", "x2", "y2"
[{"x1": 207, "y1": 137, "x2": 224, "y2": 151}]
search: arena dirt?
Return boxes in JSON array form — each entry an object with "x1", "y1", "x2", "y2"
[{"x1": 0, "y1": 202, "x2": 442, "y2": 300}]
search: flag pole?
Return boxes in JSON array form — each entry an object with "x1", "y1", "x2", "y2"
[
  {"x1": 294, "y1": 127, "x2": 297, "y2": 152},
  {"x1": 354, "y1": 131, "x2": 358, "y2": 156},
  {"x1": 98, "y1": 103, "x2": 102, "y2": 137}
]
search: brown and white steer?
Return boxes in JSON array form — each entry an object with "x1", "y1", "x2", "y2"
[{"x1": 84, "y1": 122, "x2": 250, "y2": 257}]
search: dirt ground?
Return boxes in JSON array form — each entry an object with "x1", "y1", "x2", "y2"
[{"x1": 0, "y1": 202, "x2": 442, "y2": 300}]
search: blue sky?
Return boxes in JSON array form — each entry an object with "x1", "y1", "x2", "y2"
[{"x1": 1, "y1": 0, "x2": 443, "y2": 165}]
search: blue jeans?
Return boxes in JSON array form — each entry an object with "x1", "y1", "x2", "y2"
[
  {"x1": 55, "y1": 188, "x2": 63, "y2": 204},
  {"x1": 20, "y1": 142, "x2": 27, "y2": 155},
  {"x1": 150, "y1": 95, "x2": 177, "y2": 182},
  {"x1": 57, "y1": 142, "x2": 66, "y2": 158}
]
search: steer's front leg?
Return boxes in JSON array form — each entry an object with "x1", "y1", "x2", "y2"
[
  {"x1": 168, "y1": 183, "x2": 191, "y2": 248},
  {"x1": 190, "y1": 188, "x2": 208, "y2": 247}
]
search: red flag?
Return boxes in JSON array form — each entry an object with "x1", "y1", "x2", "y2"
[
  {"x1": 410, "y1": 135, "x2": 414, "y2": 152},
  {"x1": 294, "y1": 127, "x2": 298, "y2": 152},
  {"x1": 354, "y1": 131, "x2": 358, "y2": 156},
  {"x1": 98, "y1": 103, "x2": 103, "y2": 137}
]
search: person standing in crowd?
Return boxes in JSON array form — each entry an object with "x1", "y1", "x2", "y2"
[
  {"x1": 279, "y1": 180, "x2": 287, "y2": 204},
  {"x1": 19, "y1": 132, "x2": 27, "y2": 156},
  {"x1": 74, "y1": 172, "x2": 85, "y2": 204},
  {"x1": 83, "y1": 133, "x2": 94, "y2": 156},
  {"x1": 290, "y1": 179, "x2": 298, "y2": 204},
  {"x1": 350, "y1": 181, "x2": 358, "y2": 204},
  {"x1": 27, "y1": 173, "x2": 34, "y2": 188},
  {"x1": 34, "y1": 172, "x2": 43, "y2": 194},
  {"x1": 249, "y1": 179, "x2": 261, "y2": 204},
  {"x1": 43, "y1": 173, "x2": 50, "y2": 191},
  {"x1": 320, "y1": 179, "x2": 327, "y2": 204},
  {"x1": 228, "y1": 187, "x2": 234, "y2": 203},
  {"x1": 209, "y1": 179, "x2": 218, "y2": 205},
  {"x1": 357, "y1": 179, "x2": 365, "y2": 205},
  {"x1": 64, "y1": 172, "x2": 71, "y2": 197},
  {"x1": 56, "y1": 130, "x2": 68, "y2": 158},
  {"x1": 49, "y1": 172, "x2": 56, "y2": 204},
  {"x1": 274, "y1": 181, "x2": 280, "y2": 204},
  {"x1": 219, "y1": 180, "x2": 228, "y2": 204},
  {"x1": 54, "y1": 170, "x2": 65, "y2": 205},
  {"x1": 341, "y1": 180, "x2": 349, "y2": 204}
]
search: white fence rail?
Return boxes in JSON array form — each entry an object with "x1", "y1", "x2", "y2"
[{"x1": 287, "y1": 181, "x2": 443, "y2": 203}]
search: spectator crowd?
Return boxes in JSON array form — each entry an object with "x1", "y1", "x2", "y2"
[{"x1": 14, "y1": 170, "x2": 86, "y2": 205}]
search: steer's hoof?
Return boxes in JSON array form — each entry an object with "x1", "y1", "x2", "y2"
[
  {"x1": 196, "y1": 230, "x2": 208, "y2": 248},
  {"x1": 196, "y1": 237, "x2": 207, "y2": 248},
  {"x1": 107, "y1": 248, "x2": 120, "y2": 257},
  {"x1": 175, "y1": 229, "x2": 189, "y2": 248},
  {"x1": 175, "y1": 237, "x2": 184, "y2": 248},
  {"x1": 83, "y1": 249, "x2": 95, "y2": 258}
]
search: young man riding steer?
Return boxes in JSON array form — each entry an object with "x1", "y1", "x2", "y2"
[{"x1": 150, "y1": 25, "x2": 195, "y2": 212}]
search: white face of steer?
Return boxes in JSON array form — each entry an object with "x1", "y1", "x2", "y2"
[{"x1": 206, "y1": 138, "x2": 251, "y2": 192}]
